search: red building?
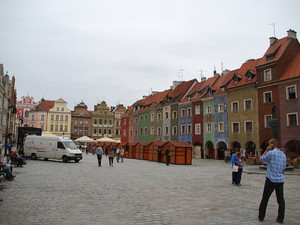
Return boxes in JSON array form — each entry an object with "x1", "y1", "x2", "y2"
[
  {"x1": 16, "y1": 96, "x2": 37, "y2": 126},
  {"x1": 257, "y1": 29, "x2": 300, "y2": 155}
]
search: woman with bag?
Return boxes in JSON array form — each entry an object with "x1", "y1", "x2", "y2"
[
  {"x1": 231, "y1": 151, "x2": 239, "y2": 184},
  {"x1": 235, "y1": 152, "x2": 244, "y2": 186}
]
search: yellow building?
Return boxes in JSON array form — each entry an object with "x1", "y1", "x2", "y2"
[
  {"x1": 226, "y1": 59, "x2": 261, "y2": 155},
  {"x1": 47, "y1": 98, "x2": 72, "y2": 138}
]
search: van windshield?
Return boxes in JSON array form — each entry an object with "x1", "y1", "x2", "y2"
[{"x1": 63, "y1": 141, "x2": 78, "y2": 150}]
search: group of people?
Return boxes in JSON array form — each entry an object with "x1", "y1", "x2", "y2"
[
  {"x1": 94, "y1": 145, "x2": 125, "y2": 167},
  {"x1": 231, "y1": 139, "x2": 287, "y2": 223}
]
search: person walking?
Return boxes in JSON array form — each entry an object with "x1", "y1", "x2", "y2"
[
  {"x1": 95, "y1": 145, "x2": 103, "y2": 167},
  {"x1": 165, "y1": 149, "x2": 171, "y2": 166},
  {"x1": 108, "y1": 149, "x2": 114, "y2": 167},
  {"x1": 116, "y1": 148, "x2": 120, "y2": 163},
  {"x1": 258, "y1": 139, "x2": 286, "y2": 224},
  {"x1": 120, "y1": 148, "x2": 124, "y2": 162}
]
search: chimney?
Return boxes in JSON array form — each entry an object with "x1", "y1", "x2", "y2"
[
  {"x1": 269, "y1": 37, "x2": 277, "y2": 46},
  {"x1": 287, "y1": 29, "x2": 297, "y2": 39},
  {"x1": 171, "y1": 81, "x2": 182, "y2": 90},
  {"x1": 201, "y1": 77, "x2": 206, "y2": 82}
]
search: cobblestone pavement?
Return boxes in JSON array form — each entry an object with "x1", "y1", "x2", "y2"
[{"x1": 0, "y1": 154, "x2": 299, "y2": 225}]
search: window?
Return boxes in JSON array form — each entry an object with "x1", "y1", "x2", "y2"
[
  {"x1": 64, "y1": 125, "x2": 68, "y2": 132},
  {"x1": 187, "y1": 108, "x2": 192, "y2": 117},
  {"x1": 32, "y1": 115, "x2": 34, "y2": 120},
  {"x1": 104, "y1": 120, "x2": 107, "y2": 125},
  {"x1": 51, "y1": 115, "x2": 54, "y2": 121},
  {"x1": 65, "y1": 115, "x2": 68, "y2": 121},
  {"x1": 134, "y1": 129, "x2": 138, "y2": 137},
  {"x1": 104, "y1": 129, "x2": 107, "y2": 134},
  {"x1": 50, "y1": 125, "x2": 54, "y2": 131},
  {"x1": 232, "y1": 122, "x2": 239, "y2": 133},
  {"x1": 151, "y1": 113, "x2": 155, "y2": 121},
  {"x1": 140, "y1": 116, "x2": 143, "y2": 122},
  {"x1": 218, "y1": 104, "x2": 224, "y2": 113},
  {"x1": 165, "y1": 127, "x2": 169, "y2": 135},
  {"x1": 99, "y1": 129, "x2": 102, "y2": 134},
  {"x1": 206, "y1": 123, "x2": 212, "y2": 133},
  {"x1": 157, "y1": 113, "x2": 162, "y2": 121},
  {"x1": 206, "y1": 105, "x2": 212, "y2": 114},
  {"x1": 218, "y1": 122, "x2": 224, "y2": 132},
  {"x1": 55, "y1": 125, "x2": 58, "y2": 131},
  {"x1": 187, "y1": 124, "x2": 192, "y2": 134},
  {"x1": 124, "y1": 119, "x2": 127, "y2": 125},
  {"x1": 195, "y1": 123, "x2": 201, "y2": 135},
  {"x1": 181, "y1": 125, "x2": 186, "y2": 134},
  {"x1": 57, "y1": 142, "x2": 65, "y2": 149},
  {"x1": 286, "y1": 85, "x2": 297, "y2": 100},
  {"x1": 60, "y1": 125, "x2": 63, "y2": 131},
  {"x1": 165, "y1": 112, "x2": 169, "y2": 119},
  {"x1": 60, "y1": 115, "x2": 64, "y2": 121},
  {"x1": 195, "y1": 105, "x2": 200, "y2": 115},
  {"x1": 24, "y1": 110, "x2": 29, "y2": 118},
  {"x1": 56, "y1": 115, "x2": 59, "y2": 121},
  {"x1": 99, "y1": 119, "x2": 102, "y2": 125},
  {"x1": 94, "y1": 129, "x2": 97, "y2": 134},
  {"x1": 264, "y1": 92, "x2": 272, "y2": 103},
  {"x1": 245, "y1": 121, "x2": 253, "y2": 133},
  {"x1": 264, "y1": 69, "x2": 272, "y2": 81},
  {"x1": 41, "y1": 115, "x2": 44, "y2": 121},
  {"x1": 130, "y1": 129, "x2": 133, "y2": 137},
  {"x1": 108, "y1": 129, "x2": 112, "y2": 135},
  {"x1": 145, "y1": 127, "x2": 148, "y2": 136},
  {"x1": 265, "y1": 115, "x2": 272, "y2": 128},
  {"x1": 172, "y1": 111, "x2": 177, "y2": 119},
  {"x1": 130, "y1": 119, "x2": 133, "y2": 125},
  {"x1": 116, "y1": 120, "x2": 120, "y2": 126},
  {"x1": 79, "y1": 120, "x2": 83, "y2": 125},
  {"x1": 145, "y1": 115, "x2": 148, "y2": 121},
  {"x1": 61, "y1": 108, "x2": 64, "y2": 112},
  {"x1": 151, "y1": 127, "x2": 154, "y2": 135},
  {"x1": 123, "y1": 130, "x2": 127, "y2": 137},
  {"x1": 41, "y1": 124, "x2": 44, "y2": 130},
  {"x1": 287, "y1": 113, "x2": 298, "y2": 126},
  {"x1": 56, "y1": 107, "x2": 59, "y2": 111},
  {"x1": 109, "y1": 120, "x2": 112, "y2": 125},
  {"x1": 157, "y1": 127, "x2": 161, "y2": 136},
  {"x1": 244, "y1": 99, "x2": 252, "y2": 110},
  {"x1": 232, "y1": 102, "x2": 239, "y2": 112},
  {"x1": 172, "y1": 126, "x2": 177, "y2": 135},
  {"x1": 181, "y1": 109, "x2": 186, "y2": 118},
  {"x1": 135, "y1": 118, "x2": 138, "y2": 124}
]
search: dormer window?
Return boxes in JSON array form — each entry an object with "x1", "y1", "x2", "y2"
[
  {"x1": 264, "y1": 69, "x2": 272, "y2": 81},
  {"x1": 245, "y1": 70, "x2": 255, "y2": 81}
]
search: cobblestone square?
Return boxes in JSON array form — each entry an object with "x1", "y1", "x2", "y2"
[{"x1": 0, "y1": 155, "x2": 299, "y2": 225}]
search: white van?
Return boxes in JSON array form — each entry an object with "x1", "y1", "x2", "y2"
[{"x1": 24, "y1": 136, "x2": 82, "y2": 163}]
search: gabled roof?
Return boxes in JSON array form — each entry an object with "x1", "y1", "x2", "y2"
[
  {"x1": 164, "y1": 79, "x2": 197, "y2": 103},
  {"x1": 280, "y1": 52, "x2": 300, "y2": 81},
  {"x1": 257, "y1": 37, "x2": 290, "y2": 67},
  {"x1": 34, "y1": 100, "x2": 55, "y2": 111},
  {"x1": 226, "y1": 58, "x2": 261, "y2": 90}
]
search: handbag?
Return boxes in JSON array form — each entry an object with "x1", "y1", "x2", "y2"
[{"x1": 232, "y1": 165, "x2": 238, "y2": 172}]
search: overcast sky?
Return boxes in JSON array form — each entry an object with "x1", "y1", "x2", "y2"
[{"x1": 1, "y1": 0, "x2": 299, "y2": 110}]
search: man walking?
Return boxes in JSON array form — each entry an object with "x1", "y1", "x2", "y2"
[
  {"x1": 258, "y1": 139, "x2": 286, "y2": 224},
  {"x1": 95, "y1": 145, "x2": 103, "y2": 167}
]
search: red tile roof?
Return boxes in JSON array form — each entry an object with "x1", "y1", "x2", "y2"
[
  {"x1": 257, "y1": 37, "x2": 290, "y2": 67},
  {"x1": 226, "y1": 58, "x2": 261, "y2": 90},
  {"x1": 280, "y1": 52, "x2": 300, "y2": 81},
  {"x1": 34, "y1": 100, "x2": 55, "y2": 111}
]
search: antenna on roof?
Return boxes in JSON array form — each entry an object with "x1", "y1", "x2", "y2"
[
  {"x1": 270, "y1": 22, "x2": 276, "y2": 37},
  {"x1": 178, "y1": 69, "x2": 183, "y2": 81}
]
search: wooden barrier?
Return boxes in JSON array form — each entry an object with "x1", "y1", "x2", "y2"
[
  {"x1": 162, "y1": 141, "x2": 192, "y2": 165},
  {"x1": 148, "y1": 142, "x2": 165, "y2": 162}
]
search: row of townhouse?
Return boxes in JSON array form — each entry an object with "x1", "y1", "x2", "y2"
[
  {"x1": 21, "y1": 98, "x2": 126, "y2": 141},
  {"x1": 0, "y1": 64, "x2": 17, "y2": 156},
  {"x1": 120, "y1": 30, "x2": 300, "y2": 160}
]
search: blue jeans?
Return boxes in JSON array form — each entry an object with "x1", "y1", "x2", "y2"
[
  {"x1": 259, "y1": 178, "x2": 285, "y2": 222},
  {"x1": 235, "y1": 168, "x2": 243, "y2": 185}
]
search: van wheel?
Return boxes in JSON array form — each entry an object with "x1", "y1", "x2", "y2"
[
  {"x1": 44, "y1": 158, "x2": 48, "y2": 161},
  {"x1": 31, "y1": 153, "x2": 37, "y2": 160},
  {"x1": 74, "y1": 159, "x2": 79, "y2": 163},
  {"x1": 62, "y1": 156, "x2": 69, "y2": 163}
]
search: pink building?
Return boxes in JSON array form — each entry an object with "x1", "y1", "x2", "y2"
[{"x1": 16, "y1": 96, "x2": 37, "y2": 126}]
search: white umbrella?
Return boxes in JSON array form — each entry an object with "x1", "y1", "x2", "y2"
[
  {"x1": 96, "y1": 137, "x2": 117, "y2": 142},
  {"x1": 75, "y1": 136, "x2": 95, "y2": 142}
]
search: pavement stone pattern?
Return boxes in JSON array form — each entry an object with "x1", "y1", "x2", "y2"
[{"x1": 0, "y1": 155, "x2": 299, "y2": 225}]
